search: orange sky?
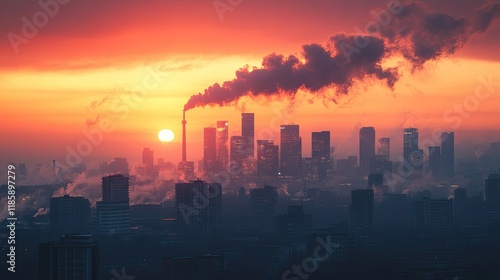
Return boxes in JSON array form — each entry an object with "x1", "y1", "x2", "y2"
[{"x1": 1, "y1": 0, "x2": 499, "y2": 170}]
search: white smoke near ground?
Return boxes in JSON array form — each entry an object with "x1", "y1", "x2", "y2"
[{"x1": 33, "y1": 207, "x2": 49, "y2": 218}]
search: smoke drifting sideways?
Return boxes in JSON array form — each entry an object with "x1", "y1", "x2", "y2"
[{"x1": 184, "y1": 2, "x2": 500, "y2": 111}]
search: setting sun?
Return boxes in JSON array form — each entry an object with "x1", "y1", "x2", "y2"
[{"x1": 158, "y1": 129, "x2": 174, "y2": 142}]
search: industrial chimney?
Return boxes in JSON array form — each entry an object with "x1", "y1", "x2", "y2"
[{"x1": 182, "y1": 110, "x2": 187, "y2": 162}]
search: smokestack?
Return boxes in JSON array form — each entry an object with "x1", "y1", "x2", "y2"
[{"x1": 182, "y1": 110, "x2": 187, "y2": 162}]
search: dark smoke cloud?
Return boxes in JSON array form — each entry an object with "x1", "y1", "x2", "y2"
[{"x1": 184, "y1": 1, "x2": 500, "y2": 111}]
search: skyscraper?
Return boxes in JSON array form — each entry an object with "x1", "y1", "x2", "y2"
[
  {"x1": 413, "y1": 198, "x2": 452, "y2": 238},
  {"x1": 441, "y1": 132, "x2": 455, "y2": 178},
  {"x1": 39, "y1": 235, "x2": 99, "y2": 280},
  {"x1": 241, "y1": 113, "x2": 255, "y2": 158},
  {"x1": 403, "y1": 128, "x2": 419, "y2": 167},
  {"x1": 142, "y1": 147, "x2": 154, "y2": 166},
  {"x1": 96, "y1": 174, "x2": 130, "y2": 235},
  {"x1": 349, "y1": 189, "x2": 374, "y2": 234},
  {"x1": 312, "y1": 131, "x2": 330, "y2": 182},
  {"x1": 485, "y1": 174, "x2": 500, "y2": 212},
  {"x1": 257, "y1": 140, "x2": 279, "y2": 180},
  {"x1": 50, "y1": 195, "x2": 91, "y2": 237},
  {"x1": 280, "y1": 125, "x2": 302, "y2": 179},
  {"x1": 203, "y1": 127, "x2": 217, "y2": 176},
  {"x1": 428, "y1": 146, "x2": 441, "y2": 179},
  {"x1": 175, "y1": 180, "x2": 222, "y2": 236},
  {"x1": 250, "y1": 185, "x2": 278, "y2": 232},
  {"x1": 216, "y1": 121, "x2": 229, "y2": 171},
  {"x1": 230, "y1": 135, "x2": 245, "y2": 180},
  {"x1": 359, "y1": 127, "x2": 375, "y2": 176},
  {"x1": 377, "y1": 137, "x2": 390, "y2": 160}
]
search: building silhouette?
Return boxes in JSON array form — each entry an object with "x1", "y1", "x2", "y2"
[
  {"x1": 359, "y1": 127, "x2": 375, "y2": 176},
  {"x1": 276, "y1": 205, "x2": 312, "y2": 242},
  {"x1": 203, "y1": 127, "x2": 217, "y2": 176},
  {"x1": 280, "y1": 125, "x2": 302, "y2": 179},
  {"x1": 39, "y1": 235, "x2": 99, "y2": 280},
  {"x1": 163, "y1": 255, "x2": 225, "y2": 280},
  {"x1": 349, "y1": 189, "x2": 374, "y2": 234},
  {"x1": 50, "y1": 195, "x2": 91, "y2": 237},
  {"x1": 441, "y1": 132, "x2": 455, "y2": 178},
  {"x1": 413, "y1": 198, "x2": 452, "y2": 238},
  {"x1": 312, "y1": 131, "x2": 330, "y2": 182},
  {"x1": 428, "y1": 146, "x2": 441, "y2": 179},
  {"x1": 303, "y1": 157, "x2": 319, "y2": 182},
  {"x1": 485, "y1": 174, "x2": 500, "y2": 212},
  {"x1": 403, "y1": 128, "x2": 419, "y2": 168},
  {"x1": 241, "y1": 112, "x2": 255, "y2": 159},
  {"x1": 175, "y1": 180, "x2": 222, "y2": 236},
  {"x1": 216, "y1": 121, "x2": 229, "y2": 171},
  {"x1": 96, "y1": 174, "x2": 130, "y2": 235},
  {"x1": 250, "y1": 185, "x2": 278, "y2": 232},
  {"x1": 257, "y1": 140, "x2": 279, "y2": 180},
  {"x1": 377, "y1": 137, "x2": 390, "y2": 160},
  {"x1": 230, "y1": 135, "x2": 245, "y2": 180},
  {"x1": 142, "y1": 147, "x2": 154, "y2": 166},
  {"x1": 107, "y1": 157, "x2": 129, "y2": 174}
]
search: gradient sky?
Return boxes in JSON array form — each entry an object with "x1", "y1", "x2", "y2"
[{"x1": 1, "y1": 0, "x2": 499, "y2": 172}]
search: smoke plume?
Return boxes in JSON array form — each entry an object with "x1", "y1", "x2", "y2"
[{"x1": 184, "y1": 2, "x2": 499, "y2": 111}]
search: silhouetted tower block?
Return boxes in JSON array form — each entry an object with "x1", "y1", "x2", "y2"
[
  {"x1": 230, "y1": 135, "x2": 245, "y2": 180},
  {"x1": 441, "y1": 132, "x2": 455, "y2": 178},
  {"x1": 175, "y1": 180, "x2": 222, "y2": 236},
  {"x1": 485, "y1": 174, "x2": 500, "y2": 213},
  {"x1": 349, "y1": 189, "x2": 374, "y2": 234},
  {"x1": 257, "y1": 140, "x2": 279, "y2": 180},
  {"x1": 163, "y1": 255, "x2": 225, "y2": 280},
  {"x1": 39, "y1": 235, "x2": 99, "y2": 280},
  {"x1": 312, "y1": 131, "x2": 330, "y2": 182},
  {"x1": 359, "y1": 127, "x2": 376, "y2": 176},
  {"x1": 216, "y1": 121, "x2": 229, "y2": 171},
  {"x1": 428, "y1": 146, "x2": 441, "y2": 179},
  {"x1": 276, "y1": 206, "x2": 312, "y2": 242},
  {"x1": 413, "y1": 198, "x2": 452, "y2": 238},
  {"x1": 203, "y1": 127, "x2": 217, "y2": 176},
  {"x1": 96, "y1": 174, "x2": 130, "y2": 235},
  {"x1": 280, "y1": 125, "x2": 302, "y2": 179},
  {"x1": 50, "y1": 195, "x2": 91, "y2": 237},
  {"x1": 142, "y1": 147, "x2": 154, "y2": 166},
  {"x1": 250, "y1": 185, "x2": 278, "y2": 233},
  {"x1": 241, "y1": 112, "x2": 255, "y2": 158}
]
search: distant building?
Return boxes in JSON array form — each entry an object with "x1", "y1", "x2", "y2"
[
  {"x1": 229, "y1": 135, "x2": 245, "y2": 180},
  {"x1": 203, "y1": 127, "x2": 217, "y2": 176},
  {"x1": 336, "y1": 156, "x2": 357, "y2": 178},
  {"x1": 485, "y1": 174, "x2": 500, "y2": 212},
  {"x1": 428, "y1": 146, "x2": 441, "y2": 179},
  {"x1": 107, "y1": 157, "x2": 129, "y2": 174},
  {"x1": 303, "y1": 157, "x2": 319, "y2": 182},
  {"x1": 250, "y1": 185, "x2": 278, "y2": 232},
  {"x1": 280, "y1": 125, "x2": 302, "y2": 179},
  {"x1": 370, "y1": 154, "x2": 392, "y2": 174},
  {"x1": 96, "y1": 174, "x2": 130, "y2": 235},
  {"x1": 39, "y1": 235, "x2": 99, "y2": 280},
  {"x1": 359, "y1": 127, "x2": 376, "y2": 176},
  {"x1": 441, "y1": 132, "x2": 455, "y2": 178},
  {"x1": 349, "y1": 189, "x2": 374, "y2": 234},
  {"x1": 142, "y1": 147, "x2": 154, "y2": 166},
  {"x1": 276, "y1": 206, "x2": 312, "y2": 242},
  {"x1": 403, "y1": 128, "x2": 420, "y2": 171},
  {"x1": 256, "y1": 140, "x2": 279, "y2": 180},
  {"x1": 163, "y1": 255, "x2": 225, "y2": 280},
  {"x1": 307, "y1": 230, "x2": 355, "y2": 268},
  {"x1": 377, "y1": 137, "x2": 390, "y2": 160},
  {"x1": 50, "y1": 195, "x2": 91, "y2": 237},
  {"x1": 241, "y1": 113, "x2": 255, "y2": 159},
  {"x1": 312, "y1": 131, "x2": 330, "y2": 182},
  {"x1": 216, "y1": 121, "x2": 229, "y2": 171},
  {"x1": 413, "y1": 198, "x2": 452, "y2": 238},
  {"x1": 175, "y1": 180, "x2": 222, "y2": 236}
]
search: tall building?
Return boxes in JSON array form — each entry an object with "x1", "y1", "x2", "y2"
[
  {"x1": 413, "y1": 198, "x2": 452, "y2": 238},
  {"x1": 163, "y1": 255, "x2": 225, "y2": 280},
  {"x1": 485, "y1": 174, "x2": 500, "y2": 212},
  {"x1": 377, "y1": 137, "x2": 390, "y2": 160},
  {"x1": 359, "y1": 127, "x2": 376, "y2": 176},
  {"x1": 403, "y1": 128, "x2": 419, "y2": 168},
  {"x1": 175, "y1": 180, "x2": 222, "y2": 236},
  {"x1": 312, "y1": 131, "x2": 330, "y2": 182},
  {"x1": 241, "y1": 113, "x2": 255, "y2": 159},
  {"x1": 142, "y1": 148, "x2": 154, "y2": 166},
  {"x1": 257, "y1": 140, "x2": 279, "y2": 180},
  {"x1": 96, "y1": 174, "x2": 130, "y2": 235},
  {"x1": 303, "y1": 157, "x2": 319, "y2": 182},
  {"x1": 428, "y1": 146, "x2": 441, "y2": 179},
  {"x1": 349, "y1": 189, "x2": 374, "y2": 234},
  {"x1": 107, "y1": 157, "x2": 129, "y2": 174},
  {"x1": 250, "y1": 185, "x2": 278, "y2": 232},
  {"x1": 280, "y1": 125, "x2": 302, "y2": 179},
  {"x1": 50, "y1": 195, "x2": 91, "y2": 237},
  {"x1": 276, "y1": 206, "x2": 312, "y2": 242},
  {"x1": 230, "y1": 136, "x2": 245, "y2": 180},
  {"x1": 39, "y1": 235, "x2": 99, "y2": 280},
  {"x1": 203, "y1": 127, "x2": 217, "y2": 176},
  {"x1": 441, "y1": 132, "x2": 455, "y2": 178},
  {"x1": 216, "y1": 121, "x2": 229, "y2": 171}
]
